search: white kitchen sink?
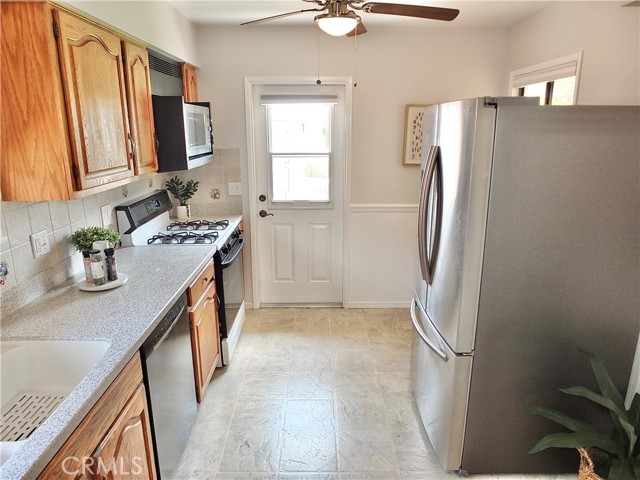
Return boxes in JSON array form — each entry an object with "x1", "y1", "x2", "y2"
[{"x1": 0, "y1": 340, "x2": 110, "y2": 465}]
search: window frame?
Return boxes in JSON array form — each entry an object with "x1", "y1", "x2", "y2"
[
  {"x1": 509, "y1": 52, "x2": 583, "y2": 105},
  {"x1": 265, "y1": 102, "x2": 336, "y2": 210}
]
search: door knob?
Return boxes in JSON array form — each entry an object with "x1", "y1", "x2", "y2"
[
  {"x1": 258, "y1": 194, "x2": 266, "y2": 202},
  {"x1": 259, "y1": 210, "x2": 274, "y2": 218}
]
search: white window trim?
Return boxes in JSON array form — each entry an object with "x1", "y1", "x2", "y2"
[{"x1": 508, "y1": 51, "x2": 583, "y2": 104}]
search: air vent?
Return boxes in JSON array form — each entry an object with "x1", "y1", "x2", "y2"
[
  {"x1": 1, "y1": 392, "x2": 66, "y2": 441},
  {"x1": 149, "y1": 52, "x2": 183, "y2": 79}
]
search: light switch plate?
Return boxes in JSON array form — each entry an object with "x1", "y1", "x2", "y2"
[
  {"x1": 30, "y1": 230, "x2": 50, "y2": 259},
  {"x1": 100, "y1": 204, "x2": 112, "y2": 227},
  {"x1": 228, "y1": 182, "x2": 242, "y2": 196}
]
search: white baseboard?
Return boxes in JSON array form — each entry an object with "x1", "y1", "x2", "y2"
[{"x1": 347, "y1": 301, "x2": 412, "y2": 309}]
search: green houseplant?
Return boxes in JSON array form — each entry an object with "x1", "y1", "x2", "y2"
[
  {"x1": 165, "y1": 176, "x2": 199, "y2": 207},
  {"x1": 165, "y1": 176, "x2": 199, "y2": 220},
  {"x1": 69, "y1": 226, "x2": 121, "y2": 253},
  {"x1": 530, "y1": 349, "x2": 640, "y2": 479}
]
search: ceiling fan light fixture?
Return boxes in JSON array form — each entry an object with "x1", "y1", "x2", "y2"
[{"x1": 315, "y1": 12, "x2": 360, "y2": 36}]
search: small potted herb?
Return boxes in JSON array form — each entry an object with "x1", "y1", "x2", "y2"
[
  {"x1": 69, "y1": 226, "x2": 120, "y2": 253},
  {"x1": 165, "y1": 176, "x2": 199, "y2": 220}
]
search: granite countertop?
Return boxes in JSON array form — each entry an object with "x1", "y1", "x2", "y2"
[{"x1": 0, "y1": 216, "x2": 241, "y2": 480}]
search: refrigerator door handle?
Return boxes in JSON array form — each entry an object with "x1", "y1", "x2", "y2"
[
  {"x1": 411, "y1": 297, "x2": 448, "y2": 361},
  {"x1": 418, "y1": 145, "x2": 437, "y2": 283},
  {"x1": 419, "y1": 145, "x2": 443, "y2": 285}
]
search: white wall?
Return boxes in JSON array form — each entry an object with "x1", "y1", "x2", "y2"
[
  {"x1": 194, "y1": 25, "x2": 509, "y2": 306},
  {"x1": 507, "y1": 2, "x2": 640, "y2": 105},
  {"x1": 66, "y1": 0, "x2": 199, "y2": 65}
]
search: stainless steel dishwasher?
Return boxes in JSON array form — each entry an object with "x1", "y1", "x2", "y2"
[{"x1": 140, "y1": 292, "x2": 197, "y2": 479}]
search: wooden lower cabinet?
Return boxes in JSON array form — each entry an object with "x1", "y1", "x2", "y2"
[
  {"x1": 187, "y1": 260, "x2": 220, "y2": 403},
  {"x1": 38, "y1": 354, "x2": 157, "y2": 480}
]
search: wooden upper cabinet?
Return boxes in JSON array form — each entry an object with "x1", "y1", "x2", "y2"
[
  {"x1": 0, "y1": 2, "x2": 75, "y2": 200},
  {"x1": 182, "y1": 63, "x2": 198, "y2": 102},
  {"x1": 54, "y1": 10, "x2": 135, "y2": 190},
  {"x1": 123, "y1": 42, "x2": 158, "y2": 175}
]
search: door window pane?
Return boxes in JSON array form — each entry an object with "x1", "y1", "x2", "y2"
[
  {"x1": 272, "y1": 155, "x2": 329, "y2": 202},
  {"x1": 268, "y1": 104, "x2": 331, "y2": 153}
]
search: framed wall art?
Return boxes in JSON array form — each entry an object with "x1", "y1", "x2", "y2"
[{"x1": 402, "y1": 104, "x2": 429, "y2": 166}]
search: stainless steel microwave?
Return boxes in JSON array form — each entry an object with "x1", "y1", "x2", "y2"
[{"x1": 152, "y1": 95, "x2": 214, "y2": 172}]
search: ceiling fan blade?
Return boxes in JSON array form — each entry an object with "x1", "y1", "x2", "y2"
[
  {"x1": 346, "y1": 21, "x2": 368, "y2": 37},
  {"x1": 361, "y1": 3, "x2": 459, "y2": 21},
  {"x1": 241, "y1": 8, "x2": 324, "y2": 26}
]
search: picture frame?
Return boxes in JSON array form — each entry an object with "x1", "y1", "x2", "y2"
[{"x1": 402, "y1": 104, "x2": 429, "y2": 166}]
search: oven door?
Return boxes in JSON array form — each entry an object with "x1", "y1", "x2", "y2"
[{"x1": 216, "y1": 237, "x2": 245, "y2": 340}]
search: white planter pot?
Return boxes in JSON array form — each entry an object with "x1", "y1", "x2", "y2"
[{"x1": 176, "y1": 205, "x2": 190, "y2": 220}]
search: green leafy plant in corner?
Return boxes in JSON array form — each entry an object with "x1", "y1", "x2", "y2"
[
  {"x1": 69, "y1": 226, "x2": 120, "y2": 253},
  {"x1": 165, "y1": 176, "x2": 199, "y2": 206},
  {"x1": 530, "y1": 348, "x2": 640, "y2": 479}
]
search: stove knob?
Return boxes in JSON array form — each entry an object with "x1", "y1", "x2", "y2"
[
  {"x1": 221, "y1": 245, "x2": 229, "y2": 255},
  {"x1": 231, "y1": 231, "x2": 238, "y2": 240}
]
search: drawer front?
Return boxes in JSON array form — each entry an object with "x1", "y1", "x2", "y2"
[{"x1": 187, "y1": 259, "x2": 214, "y2": 305}]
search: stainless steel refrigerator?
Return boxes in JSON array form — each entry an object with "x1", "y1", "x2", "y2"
[{"x1": 410, "y1": 97, "x2": 640, "y2": 474}]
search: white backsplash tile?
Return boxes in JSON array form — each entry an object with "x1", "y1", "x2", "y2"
[
  {"x1": 28, "y1": 202, "x2": 53, "y2": 234},
  {"x1": 67, "y1": 199, "x2": 85, "y2": 225},
  {"x1": 0, "y1": 168, "x2": 239, "y2": 313},
  {"x1": 49, "y1": 201, "x2": 71, "y2": 230},
  {"x1": 53, "y1": 226, "x2": 75, "y2": 261},
  {"x1": 5, "y1": 205, "x2": 31, "y2": 248}
]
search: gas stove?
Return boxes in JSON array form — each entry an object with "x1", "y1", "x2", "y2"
[
  {"x1": 115, "y1": 190, "x2": 231, "y2": 248},
  {"x1": 115, "y1": 190, "x2": 246, "y2": 367}
]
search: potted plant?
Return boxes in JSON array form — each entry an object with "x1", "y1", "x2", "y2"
[
  {"x1": 69, "y1": 226, "x2": 121, "y2": 253},
  {"x1": 530, "y1": 349, "x2": 640, "y2": 479},
  {"x1": 165, "y1": 176, "x2": 199, "y2": 220}
]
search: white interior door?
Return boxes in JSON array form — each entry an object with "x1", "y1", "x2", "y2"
[{"x1": 249, "y1": 82, "x2": 348, "y2": 305}]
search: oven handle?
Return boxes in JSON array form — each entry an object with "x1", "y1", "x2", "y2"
[{"x1": 221, "y1": 237, "x2": 244, "y2": 269}]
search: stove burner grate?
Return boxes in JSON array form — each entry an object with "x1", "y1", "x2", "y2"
[
  {"x1": 167, "y1": 219, "x2": 230, "y2": 231},
  {"x1": 147, "y1": 231, "x2": 219, "y2": 245}
]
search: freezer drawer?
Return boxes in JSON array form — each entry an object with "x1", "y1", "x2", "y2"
[{"x1": 410, "y1": 297, "x2": 472, "y2": 472}]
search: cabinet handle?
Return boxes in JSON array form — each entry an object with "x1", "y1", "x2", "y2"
[
  {"x1": 128, "y1": 132, "x2": 136, "y2": 161},
  {"x1": 154, "y1": 134, "x2": 160, "y2": 153}
]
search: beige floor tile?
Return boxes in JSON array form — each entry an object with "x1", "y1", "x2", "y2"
[
  {"x1": 335, "y1": 398, "x2": 389, "y2": 432},
  {"x1": 217, "y1": 474, "x2": 277, "y2": 480},
  {"x1": 377, "y1": 372, "x2": 413, "y2": 398},
  {"x1": 336, "y1": 430, "x2": 398, "y2": 472},
  {"x1": 333, "y1": 372, "x2": 382, "y2": 399},
  {"x1": 240, "y1": 373, "x2": 290, "y2": 399},
  {"x1": 331, "y1": 350, "x2": 376, "y2": 373},
  {"x1": 290, "y1": 349, "x2": 332, "y2": 373},
  {"x1": 219, "y1": 430, "x2": 282, "y2": 472},
  {"x1": 285, "y1": 399, "x2": 336, "y2": 432},
  {"x1": 280, "y1": 430, "x2": 338, "y2": 472},
  {"x1": 230, "y1": 399, "x2": 286, "y2": 431},
  {"x1": 287, "y1": 373, "x2": 333, "y2": 399}
]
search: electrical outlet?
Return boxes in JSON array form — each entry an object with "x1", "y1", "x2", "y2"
[
  {"x1": 30, "y1": 230, "x2": 50, "y2": 259},
  {"x1": 228, "y1": 182, "x2": 242, "y2": 196},
  {"x1": 100, "y1": 204, "x2": 112, "y2": 227}
]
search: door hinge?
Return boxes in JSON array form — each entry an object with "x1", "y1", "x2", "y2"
[
  {"x1": 52, "y1": 20, "x2": 59, "y2": 39},
  {"x1": 72, "y1": 164, "x2": 79, "y2": 180}
]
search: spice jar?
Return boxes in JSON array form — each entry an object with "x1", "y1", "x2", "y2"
[
  {"x1": 89, "y1": 249, "x2": 106, "y2": 286},
  {"x1": 105, "y1": 248, "x2": 118, "y2": 281},
  {"x1": 82, "y1": 251, "x2": 93, "y2": 285}
]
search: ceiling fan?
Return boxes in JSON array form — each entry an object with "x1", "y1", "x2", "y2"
[{"x1": 241, "y1": 0, "x2": 460, "y2": 37}]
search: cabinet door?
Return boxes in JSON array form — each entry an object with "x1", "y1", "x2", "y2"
[
  {"x1": 55, "y1": 11, "x2": 135, "y2": 190},
  {"x1": 91, "y1": 384, "x2": 157, "y2": 480},
  {"x1": 189, "y1": 281, "x2": 220, "y2": 403},
  {"x1": 182, "y1": 63, "x2": 198, "y2": 102},
  {"x1": 0, "y1": 3, "x2": 74, "y2": 201},
  {"x1": 123, "y1": 42, "x2": 158, "y2": 175}
]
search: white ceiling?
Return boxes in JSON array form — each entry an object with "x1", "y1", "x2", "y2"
[{"x1": 166, "y1": 0, "x2": 554, "y2": 28}]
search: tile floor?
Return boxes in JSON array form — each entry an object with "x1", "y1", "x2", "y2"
[{"x1": 174, "y1": 308, "x2": 574, "y2": 480}]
